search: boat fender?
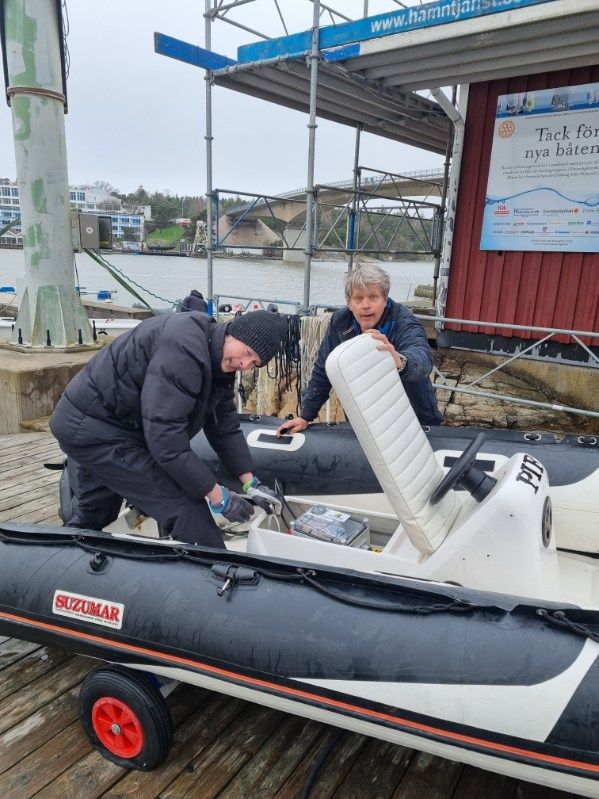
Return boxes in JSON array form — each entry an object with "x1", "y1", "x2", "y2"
[{"x1": 209, "y1": 563, "x2": 261, "y2": 596}]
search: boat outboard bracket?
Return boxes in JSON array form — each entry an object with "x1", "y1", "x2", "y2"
[{"x1": 430, "y1": 433, "x2": 497, "y2": 504}]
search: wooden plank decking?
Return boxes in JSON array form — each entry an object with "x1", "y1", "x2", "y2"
[{"x1": 0, "y1": 432, "x2": 577, "y2": 799}]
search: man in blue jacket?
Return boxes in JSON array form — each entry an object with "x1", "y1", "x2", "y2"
[
  {"x1": 50, "y1": 310, "x2": 287, "y2": 548},
  {"x1": 277, "y1": 264, "x2": 442, "y2": 436}
]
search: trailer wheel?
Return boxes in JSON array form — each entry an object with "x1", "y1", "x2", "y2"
[{"x1": 79, "y1": 666, "x2": 173, "y2": 770}]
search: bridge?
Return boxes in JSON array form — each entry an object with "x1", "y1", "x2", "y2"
[
  {"x1": 223, "y1": 167, "x2": 445, "y2": 224},
  {"x1": 215, "y1": 168, "x2": 446, "y2": 261}
]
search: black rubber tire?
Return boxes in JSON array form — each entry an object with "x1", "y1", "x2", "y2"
[{"x1": 78, "y1": 666, "x2": 173, "y2": 770}]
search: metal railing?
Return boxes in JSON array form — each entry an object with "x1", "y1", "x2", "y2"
[
  {"x1": 421, "y1": 313, "x2": 598, "y2": 419},
  {"x1": 210, "y1": 299, "x2": 598, "y2": 420},
  {"x1": 277, "y1": 167, "x2": 445, "y2": 200},
  {"x1": 213, "y1": 294, "x2": 302, "y2": 320}
]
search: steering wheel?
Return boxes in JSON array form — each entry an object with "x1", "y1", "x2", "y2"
[{"x1": 430, "y1": 432, "x2": 487, "y2": 505}]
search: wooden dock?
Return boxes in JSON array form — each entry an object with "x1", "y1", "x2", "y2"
[{"x1": 0, "y1": 432, "x2": 576, "y2": 799}]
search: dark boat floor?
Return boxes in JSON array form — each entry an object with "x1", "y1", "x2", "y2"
[{"x1": 0, "y1": 432, "x2": 577, "y2": 799}]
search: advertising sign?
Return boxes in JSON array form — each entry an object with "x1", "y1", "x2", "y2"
[
  {"x1": 237, "y1": 0, "x2": 557, "y2": 64},
  {"x1": 481, "y1": 82, "x2": 599, "y2": 252}
]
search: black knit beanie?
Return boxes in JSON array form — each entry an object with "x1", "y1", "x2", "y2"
[{"x1": 227, "y1": 310, "x2": 288, "y2": 365}]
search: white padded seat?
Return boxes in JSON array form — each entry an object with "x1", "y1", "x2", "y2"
[{"x1": 325, "y1": 335, "x2": 460, "y2": 554}]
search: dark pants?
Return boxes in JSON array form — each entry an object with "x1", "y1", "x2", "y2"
[{"x1": 50, "y1": 396, "x2": 225, "y2": 549}]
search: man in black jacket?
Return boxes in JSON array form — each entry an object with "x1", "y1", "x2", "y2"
[
  {"x1": 277, "y1": 264, "x2": 442, "y2": 436},
  {"x1": 50, "y1": 310, "x2": 287, "y2": 548}
]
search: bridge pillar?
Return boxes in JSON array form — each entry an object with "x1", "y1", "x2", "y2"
[{"x1": 282, "y1": 227, "x2": 307, "y2": 263}]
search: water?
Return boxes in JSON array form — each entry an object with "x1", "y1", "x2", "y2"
[{"x1": 0, "y1": 249, "x2": 434, "y2": 311}]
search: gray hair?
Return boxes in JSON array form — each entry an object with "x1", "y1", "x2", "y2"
[{"x1": 344, "y1": 264, "x2": 391, "y2": 302}]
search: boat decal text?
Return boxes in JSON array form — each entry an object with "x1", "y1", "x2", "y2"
[
  {"x1": 516, "y1": 454, "x2": 544, "y2": 494},
  {"x1": 52, "y1": 590, "x2": 124, "y2": 630}
]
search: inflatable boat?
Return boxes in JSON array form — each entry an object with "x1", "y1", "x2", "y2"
[
  {"x1": 191, "y1": 414, "x2": 599, "y2": 553},
  {"x1": 2, "y1": 334, "x2": 599, "y2": 796}
]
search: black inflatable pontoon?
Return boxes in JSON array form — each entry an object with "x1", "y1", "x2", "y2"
[{"x1": 0, "y1": 522, "x2": 598, "y2": 795}]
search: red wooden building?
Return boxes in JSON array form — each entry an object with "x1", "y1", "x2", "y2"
[{"x1": 442, "y1": 65, "x2": 599, "y2": 362}]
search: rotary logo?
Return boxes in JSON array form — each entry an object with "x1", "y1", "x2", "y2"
[{"x1": 498, "y1": 120, "x2": 516, "y2": 139}]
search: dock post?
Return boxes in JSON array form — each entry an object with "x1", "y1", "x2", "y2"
[{"x1": 3, "y1": 0, "x2": 93, "y2": 347}]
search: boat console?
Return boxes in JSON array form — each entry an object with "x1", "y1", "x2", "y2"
[{"x1": 246, "y1": 335, "x2": 592, "y2": 604}]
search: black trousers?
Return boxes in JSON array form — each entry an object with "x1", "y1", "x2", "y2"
[{"x1": 50, "y1": 396, "x2": 225, "y2": 549}]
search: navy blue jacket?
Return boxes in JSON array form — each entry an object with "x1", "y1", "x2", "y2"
[
  {"x1": 301, "y1": 299, "x2": 442, "y2": 426},
  {"x1": 50, "y1": 313, "x2": 253, "y2": 500}
]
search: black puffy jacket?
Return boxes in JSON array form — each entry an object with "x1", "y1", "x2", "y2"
[
  {"x1": 300, "y1": 299, "x2": 442, "y2": 426},
  {"x1": 50, "y1": 313, "x2": 252, "y2": 499}
]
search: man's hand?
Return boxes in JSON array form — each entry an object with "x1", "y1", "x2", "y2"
[
  {"x1": 244, "y1": 479, "x2": 282, "y2": 515},
  {"x1": 208, "y1": 485, "x2": 253, "y2": 523},
  {"x1": 364, "y1": 329, "x2": 407, "y2": 372},
  {"x1": 276, "y1": 417, "x2": 308, "y2": 437},
  {"x1": 221, "y1": 491, "x2": 253, "y2": 523}
]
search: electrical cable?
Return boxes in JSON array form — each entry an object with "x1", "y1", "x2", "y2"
[
  {"x1": 300, "y1": 730, "x2": 344, "y2": 799},
  {"x1": 61, "y1": 0, "x2": 70, "y2": 78}
]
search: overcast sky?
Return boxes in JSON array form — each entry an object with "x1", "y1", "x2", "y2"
[{"x1": 1, "y1": 0, "x2": 443, "y2": 197}]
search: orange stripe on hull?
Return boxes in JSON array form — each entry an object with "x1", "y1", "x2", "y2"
[{"x1": 2, "y1": 609, "x2": 598, "y2": 776}]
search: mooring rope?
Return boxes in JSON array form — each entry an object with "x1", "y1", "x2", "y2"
[
  {"x1": 84, "y1": 249, "x2": 180, "y2": 311},
  {"x1": 300, "y1": 314, "x2": 331, "y2": 387},
  {"x1": 536, "y1": 608, "x2": 599, "y2": 646},
  {"x1": 297, "y1": 569, "x2": 474, "y2": 615}
]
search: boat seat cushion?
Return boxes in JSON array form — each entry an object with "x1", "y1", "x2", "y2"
[{"x1": 325, "y1": 334, "x2": 460, "y2": 554}]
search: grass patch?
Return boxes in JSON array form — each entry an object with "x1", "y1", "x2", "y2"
[{"x1": 147, "y1": 224, "x2": 183, "y2": 245}]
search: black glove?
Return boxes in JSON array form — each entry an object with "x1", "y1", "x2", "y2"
[
  {"x1": 209, "y1": 487, "x2": 253, "y2": 524},
  {"x1": 243, "y1": 478, "x2": 282, "y2": 515}
]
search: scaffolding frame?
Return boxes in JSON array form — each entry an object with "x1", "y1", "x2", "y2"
[
  {"x1": 199, "y1": 0, "x2": 446, "y2": 311},
  {"x1": 212, "y1": 167, "x2": 443, "y2": 258}
]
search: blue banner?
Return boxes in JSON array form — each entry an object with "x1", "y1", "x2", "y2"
[
  {"x1": 155, "y1": 33, "x2": 236, "y2": 70},
  {"x1": 237, "y1": 0, "x2": 558, "y2": 64}
]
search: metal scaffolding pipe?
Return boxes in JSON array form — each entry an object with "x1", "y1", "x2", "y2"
[
  {"x1": 430, "y1": 85, "x2": 466, "y2": 325},
  {"x1": 433, "y1": 380, "x2": 599, "y2": 420},
  {"x1": 434, "y1": 86, "x2": 456, "y2": 305},
  {"x1": 347, "y1": 122, "x2": 362, "y2": 272},
  {"x1": 302, "y1": 0, "x2": 320, "y2": 311},
  {"x1": 204, "y1": 0, "x2": 214, "y2": 310},
  {"x1": 4, "y1": 0, "x2": 91, "y2": 348}
]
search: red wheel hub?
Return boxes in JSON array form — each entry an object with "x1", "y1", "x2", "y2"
[{"x1": 91, "y1": 697, "x2": 144, "y2": 758}]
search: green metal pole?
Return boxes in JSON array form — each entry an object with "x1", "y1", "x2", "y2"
[{"x1": 4, "y1": 0, "x2": 92, "y2": 347}]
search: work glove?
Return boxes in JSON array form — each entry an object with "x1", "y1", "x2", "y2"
[
  {"x1": 242, "y1": 477, "x2": 282, "y2": 515},
  {"x1": 208, "y1": 487, "x2": 253, "y2": 524}
]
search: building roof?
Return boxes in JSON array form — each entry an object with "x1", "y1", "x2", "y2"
[{"x1": 156, "y1": 0, "x2": 599, "y2": 154}]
